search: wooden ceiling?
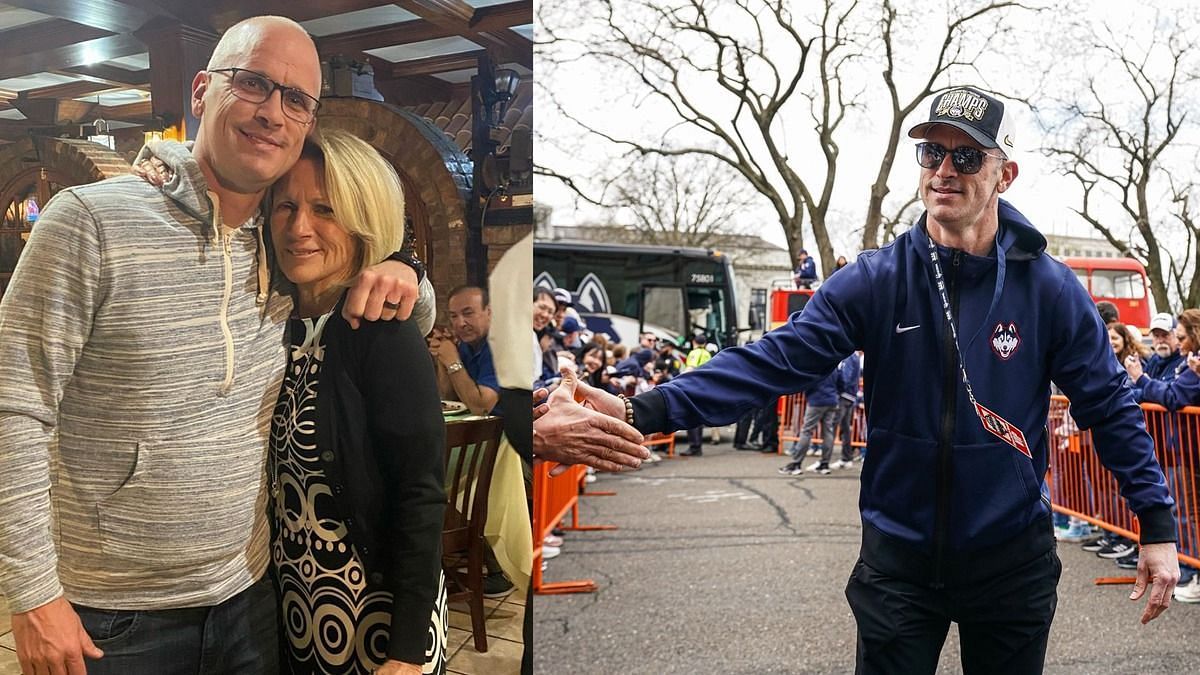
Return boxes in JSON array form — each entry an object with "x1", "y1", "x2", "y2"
[{"x1": 0, "y1": 0, "x2": 532, "y2": 143}]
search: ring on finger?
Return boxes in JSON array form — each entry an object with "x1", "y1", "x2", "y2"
[{"x1": 383, "y1": 300, "x2": 401, "y2": 310}]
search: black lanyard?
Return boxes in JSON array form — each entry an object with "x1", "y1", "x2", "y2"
[{"x1": 926, "y1": 232, "x2": 981, "y2": 411}]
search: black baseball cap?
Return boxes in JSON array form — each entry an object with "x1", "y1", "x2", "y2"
[{"x1": 908, "y1": 87, "x2": 1017, "y2": 158}]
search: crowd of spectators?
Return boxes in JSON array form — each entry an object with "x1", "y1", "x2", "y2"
[{"x1": 1054, "y1": 304, "x2": 1200, "y2": 603}]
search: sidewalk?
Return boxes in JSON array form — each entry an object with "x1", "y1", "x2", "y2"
[
  {"x1": 534, "y1": 441, "x2": 1198, "y2": 673},
  {"x1": 0, "y1": 591, "x2": 524, "y2": 674}
]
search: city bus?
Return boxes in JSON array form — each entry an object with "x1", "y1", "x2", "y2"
[
  {"x1": 1063, "y1": 257, "x2": 1153, "y2": 332},
  {"x1": 534, "y1": 241, "x2": 740, "y2": 348}
]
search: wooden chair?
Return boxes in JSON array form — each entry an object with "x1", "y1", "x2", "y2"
[{"x1": 442, "y1": 416, "x2": 505, "y2": 653}]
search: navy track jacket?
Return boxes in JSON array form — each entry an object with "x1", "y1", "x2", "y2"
[{"x1": 632, "y1": 200, "x2": 1175, "y2": 554}]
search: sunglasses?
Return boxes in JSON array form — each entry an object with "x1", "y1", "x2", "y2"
[{"x1": 915, "y1": 142, "x2": 1005, "y2": 175}]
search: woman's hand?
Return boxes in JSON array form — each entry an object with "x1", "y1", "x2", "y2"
[
  {"x1": 1189, "y1": 352, "x2": 1200, "y2": 376},
  {"x1": 375, "y1": 659, "x2": 422, "y2": 675},
  {"x1": 1124, "y1": 354, "x2": 1144, "y2": 381}
]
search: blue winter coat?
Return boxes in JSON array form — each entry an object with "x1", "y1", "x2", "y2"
[
  {"x1": 631, "y1": 200, "x2": 1174, "y2": 562},
  {"x1": 803, "y1": 369, "x2": 840, "y2": 407}
]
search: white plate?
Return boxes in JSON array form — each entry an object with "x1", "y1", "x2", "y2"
[{"x1": 441, "y1": 400, "x2": 469, "y2": 415}]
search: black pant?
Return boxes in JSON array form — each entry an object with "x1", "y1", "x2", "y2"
[
  {"x1": 687, "y1": 426, "x2": 703, "y2": 450},
  {"x1": 844, "y1": 548, "x2": 1061, "y2": 675},
  {"x1": 754, "y1": 404, "x2": 779, "y2": 450},
  {"x1": 497, "y1": 387, "x2": 534, "y2": 675},
  {"x1": 733, "y1": 409, "x2": 755, "y2": 445}
]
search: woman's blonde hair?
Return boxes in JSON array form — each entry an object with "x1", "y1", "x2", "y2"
[{"x1": 289, "y1": 128, "x2": 406, "y2": 278}]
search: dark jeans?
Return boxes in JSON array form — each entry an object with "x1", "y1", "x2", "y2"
[
  {"x1": 687, "y1": 426, "x2": 703, "y2": 450},
  {"x1": 845, "y1": 548, "x2": 1061, "y2": 675},
  {"x1": 73, "y1": 575, "x2": 278, "y2": 675}
]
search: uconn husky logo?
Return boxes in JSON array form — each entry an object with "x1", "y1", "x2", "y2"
[{"x1": 990, "y1": 322, "x2": 1020, "y2": 360}]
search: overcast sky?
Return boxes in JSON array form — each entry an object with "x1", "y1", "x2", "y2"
[{"x1": 535, "y1": 0, "x2": 1200, "y2": 266}]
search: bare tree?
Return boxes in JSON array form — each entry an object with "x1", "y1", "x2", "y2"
[
  {"x1": 539, "y1": 0, "x2": 866, "y2": 277},
  {"x1": 538, "y1": 152, "x2": 759, "y2": 247},
  {"x1": 609, "y1": 154, "x2": 760, "y2": 247},
  {"x1": 861, "y1": 0, "x2": 1029, "y2": 251},
  {"x1": 1040, "y1": 17, "x2": 1200, "y2": 311},
  {"x1": 539, "y1": 0, "x2": 1033, "y2": 274}
]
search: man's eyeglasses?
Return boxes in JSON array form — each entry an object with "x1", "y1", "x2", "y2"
[
  {"x1": 915, "y1": 141, "x2": 1004, "y2": 175},
  {"x1": 208, "y1": 68, "x2": 320, "y2": 125}
]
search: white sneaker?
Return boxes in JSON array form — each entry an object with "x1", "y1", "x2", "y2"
[
  {"x1": 646, "y1": 451, "x2": 663, "y2": 463},
  {"x1": 542, "y1": 544, "x2": 561, "y2": 559},
  {"x1": 806, "y1": 460, "x2": 823, "y2": 471},
  {"x1": 807, "y1": 448, "x2": 820, "y2": 456},
  {"x1": 830, "y1": 460, "x2": 851, "y2": 470},
  {"x1": 1175, "y1": 576, "x2": 1200, "y2": 603}
]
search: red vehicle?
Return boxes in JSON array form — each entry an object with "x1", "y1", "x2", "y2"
[
  {"x1": 768, "y1": 287, "x2": 816, "y2": 331},
  {"x1": 1063, "y1": 257, "x2": 1153, "y2": 333}
]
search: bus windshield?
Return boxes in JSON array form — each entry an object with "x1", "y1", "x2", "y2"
[{"x1": 534, "y1": 242, "x2": 739, "y2": 348}]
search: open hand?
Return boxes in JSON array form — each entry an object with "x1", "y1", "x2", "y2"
[
  {"x1": 1130, "y1": 541, "x2": 1179, "y2": 624},
  {"x1": 534, "y1": 367, "x2": 648, "y2": 474}
]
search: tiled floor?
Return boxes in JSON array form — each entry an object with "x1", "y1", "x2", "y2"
[{"x1": 0, "y1": 591, "x2": 524, "y2": 674}]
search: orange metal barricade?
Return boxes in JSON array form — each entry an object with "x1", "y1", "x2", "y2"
[
  {"x1": 642, "y1": 431, "x2": 676, "y2": 458},
  {"x1": 1046, "y1": 395, "x2": 1200, "y2": 570},
  {"x1": 531, "y1": 462, "x2": 617, "y2": 595},
  {"x1": 776, "y1": 393, "x2": 867, "y2": 456}
]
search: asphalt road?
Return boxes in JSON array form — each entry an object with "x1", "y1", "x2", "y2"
[{"x1": 533, "y1": 435, "x2": 1199, "y2": 674}]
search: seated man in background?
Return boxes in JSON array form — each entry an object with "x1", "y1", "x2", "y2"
[{"x1": 432, "y1": 285, "x2": 500, "y2": 416}]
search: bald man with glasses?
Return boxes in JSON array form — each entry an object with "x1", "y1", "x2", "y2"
[{"x1": 0, "y1": 15, "x2": 434, "y2": 675}]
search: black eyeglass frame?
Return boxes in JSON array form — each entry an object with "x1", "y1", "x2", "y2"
[
  {"x1": 208, "y1": 67, "x2": 321, "y2": 124},
  {"x1": 915, "y1": 141, "x2": 1005, "y2": 175}
]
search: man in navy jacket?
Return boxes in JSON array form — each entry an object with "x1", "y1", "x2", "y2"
[{"x1": 561, "y1": 87, "x2": 1179, "y2": 673}]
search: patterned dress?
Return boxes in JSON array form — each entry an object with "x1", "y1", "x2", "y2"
[{"x1": 271, "y1": 312, "x2": 448, "y2": 674}]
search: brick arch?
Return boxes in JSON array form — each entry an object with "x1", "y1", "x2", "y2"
[
  {"x1": 316, "y1": 99, "x2": 472, "y2": 312},
  {"x1": 0, "y1": 137, "x2": 130, "y2": 297}
]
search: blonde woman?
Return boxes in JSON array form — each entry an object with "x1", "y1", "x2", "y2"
[
  {"x1": 268, "y1": 129, "x2": 446, "y2": 674},
  {"x1": 1108, "y1": 320, "x2": 1149, "y2": 368}
]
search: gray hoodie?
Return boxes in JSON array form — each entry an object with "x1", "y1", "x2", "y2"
[{"x1": 0, "y1": 140, "x2": 434, "y2": 612}]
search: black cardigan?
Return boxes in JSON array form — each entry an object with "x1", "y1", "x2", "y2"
[{"x1": 306, "y1": 302, "x2": 446, "y2": 664}]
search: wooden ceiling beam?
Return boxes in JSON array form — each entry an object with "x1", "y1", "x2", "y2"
[
  {"x1": 206, "y1": 0, "x2": 384, "y2": 26},
  {"x1": 383, "y1": 50, "x2": 484, "y2": 78},
  {"x1": 0, "y1": 19, "x2": 114, "y2": 60},
  {"x1": 373, "y1": 73, "x2": 458, "y2": 106},
  {"x1": 98, "y1": 99, "x2": 152, "y2": 119},
  {"x1": 316, "y1": 19, "x2": 456, "y2": 58},
  {"x1": 392, "y1": 0, "x2": 531, "y2": 69},
  {"x1": 59, "y1": 64, "x2": 152, "y2": 89},
  {"x1": 108, "y1": 0, "x2": 212, "y2": 29},
  {"x1": 0, "y1": 33, "x2": 147, "y2": 81},
  {"x1": 470, "y1": 1, "x2": 531, "y2": 31},
  {"x1": 25, "y1": 80, "x2": 121, "y2": 100},
  {"x1": 2, "y1": 0, "x2": 162, "y2": 33}
]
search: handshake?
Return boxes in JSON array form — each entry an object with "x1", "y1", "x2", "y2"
[{"x1": 533, "y1": 367, "x2": 650, "y2": 475}]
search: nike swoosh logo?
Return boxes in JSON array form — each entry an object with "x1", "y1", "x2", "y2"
[{"x1": 895, "y1": 323, "x2": 921, "y2": 334}]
